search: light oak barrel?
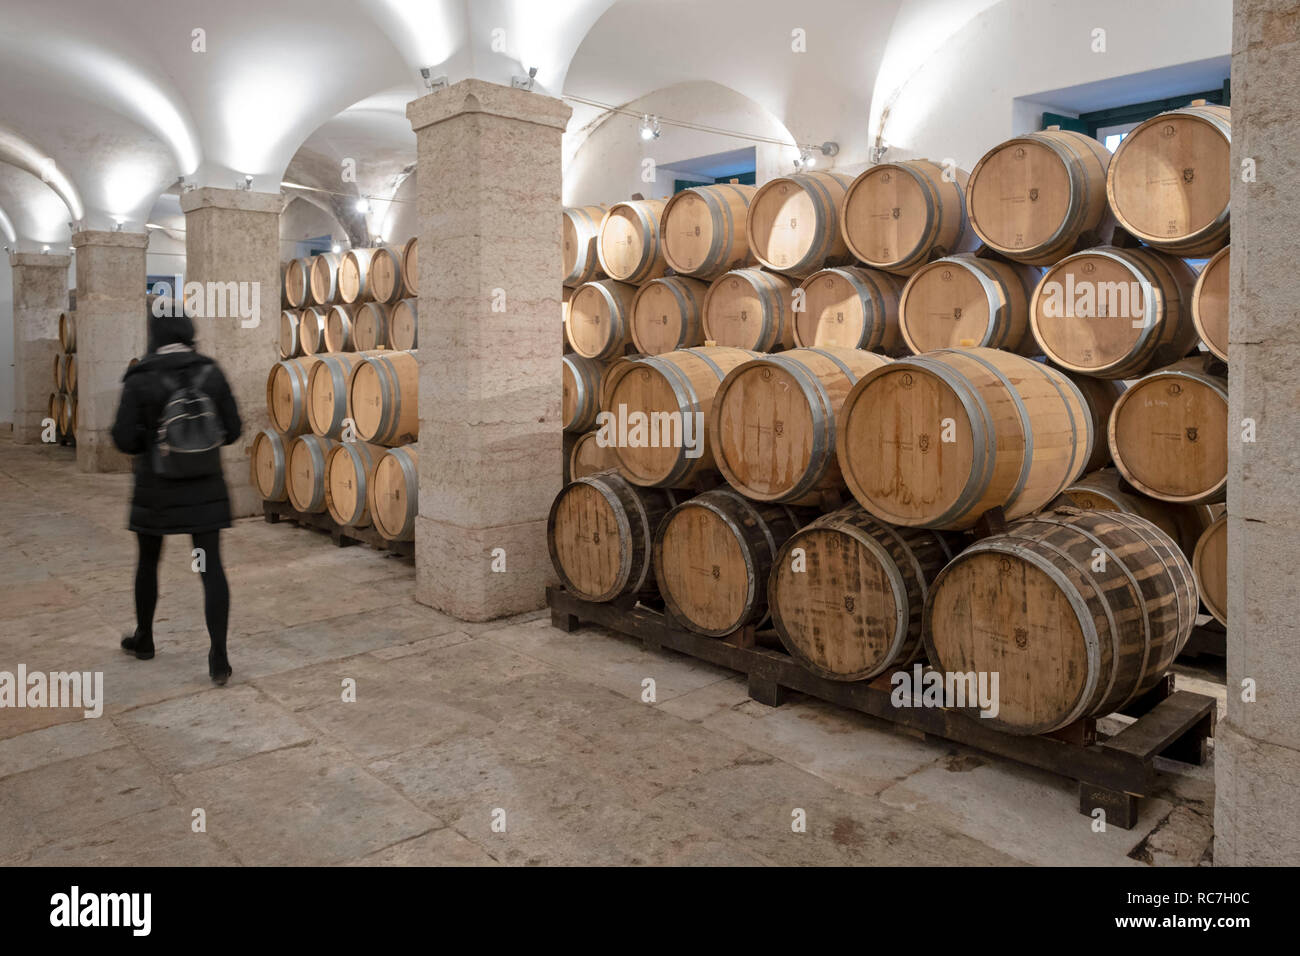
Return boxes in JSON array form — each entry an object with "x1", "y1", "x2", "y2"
[
  {"x1": 966, "y1": 129, "x2": 1113, "y2": 265},
  {"x1": 661, "y1": 183, "x2": 757, "y2": 280},
  {"x1": 284, "y1": 257, "x2": 310, "y2": 308},
  {"x1": 1191, "y1": 245, "x2": 1229, "y2": 362},
  {"x1": 266, "y1": 355, "x2": 322, "y2": 437},
  {"x1": 52, "y1": 353, "x2": 65, "y2": 391},
  {"x1": 339, "y1": 247, "x2": 377, "y2": 304},
  {"x1": 794, "y1": 266, "x2": 903, "y2": 353},
  {"x1": 701, "y1": 268, "x2": 795, "y2": 352},
  {"x1": 279, "y1": 310, "x2": 303, "y2": 359},
  {"x1": 601, "y1": 346, "x2": 758, "y2": 488},
  {"x1": 562, "y1": 204, "x2": 608, "y2": 287},
  {"x1": 746, "y1": 171, "x2": 854, "y2": 277},
  {"x1": 49, "y1": 393, "x2": 64, "y2": 437},
  {"x1": 653, "y1": 488, "x2": 808, "y2": 636},
  {"x1": 770, "y1": 502, "x2": 954, "y2": 681},
  {"x1": 568, "y1": 430, "x2": 620, "y2": 479},
  {"x1": 59, "y1": 312, "x2": 76, "y2": 352},
  {"x1": 1061, "y1": 372, "x2": 1126, "y2": 473},
  {"x1": 65, "y1": 355, "x2": 77, "y2": 393},
  {"x1": 597, "y1": 200, "x2": 668, "y2": 283},
  {"x1": 840, "y1": 160, "x2": 978, "y2": 276},
  {"x1": 837, "y1": 347, "x2": 1093, "y2": 530},
  {"x1": 566, "y1": 279, "x2": 637, "y2": 360},
  {"x1": 307, "y1": 351, "x2": 372, "y2": 439},
  {"x1": 368, "y1": 244, "x2": 406, "y2": 304},
  {"x1": 352, "y1": 302, "x2": 391, "y2": 352},
  {"x1": 347, "y1": 349, "x2": 419, "y2": 446},
  {"x1": 369, "y1": 444, "x2": 418, "y2": 541},
  {"x1": 924, "y1": 507, "x2": 1196, "y2": 734},
  {"x1": 1192, "y1": 513, "x2": 1227, "y2": 626},
  {"x1": 61, "y1": 395, "x2": 77, "y2": 439},
  {"x1": 324, "y1": 440, "x2": 387, "y2": 527},
  {"x1": 250, "y1": 428, "x2": 290, "y2": 502},
  {"x1": 388, "y1": 298, "x2": 418, "y2": 351},
  {"x1": 898, "y1": 254, "x2": 1041, "y2": 355},
  {"x1": 561, "y1": 353, "x2": 604, "y2": 434},
  {"x1": 710, "y1": 346, "x2": 892, "y2": 503},
  {"x1": 286, "y1": 434, "x2": 337, "y2": 513},
  {"x1": 298, "y1": 307, "x2": 328, "y2": 356},
  {"x1": 629, "y1": 276, "x2": 709, "y2": 355},
  {"x1": 1107, "y1": 103, "x2": 1231, "y2": 257},
  {"x1": 1029, "y1": 245, "x2": 1198, "y2": 378},
  {"x1": 548, "y1": 472, "x2": 679, "y2": 604},
  {"x1": 308, "y1": 253, "x2": 341, "y2": 306},
  {"x1": 401, "y1": 237, "x2": 419, "y2": 296},
  {"x1": 1108, "y1": 358, "x2": 1228, "y2": 505},
  {"x1": 324, "y1": 304, "x2": 356, "y2": 353}
]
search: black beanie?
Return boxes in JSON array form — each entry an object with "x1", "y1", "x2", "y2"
[{"x1": 146, "y1": 296, "x2": 196, "y2": 352}]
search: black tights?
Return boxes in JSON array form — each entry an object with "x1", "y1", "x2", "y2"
[{"x1": 134, "y1": 531, "x2": 229, "y2": 655}]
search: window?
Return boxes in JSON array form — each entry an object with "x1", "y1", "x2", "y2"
[{"x1": 1042, "y1": 79, "x2": 1229, "y2": 146}]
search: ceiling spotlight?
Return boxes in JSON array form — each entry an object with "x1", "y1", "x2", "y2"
[
  {"x1": 420, "y1": 67, "x2": 448, "y2": 92},
  {"x1": 355, "y1": 197, "x2": 370, "y2": 214},
  {"x1": 113, "y1": 218, "x2": 125, "y2": 232},
  {"x1": 331, "y1": 243, "x2": 341, "y2": 254},
  {"x1": 242, "y1": 174, "x2": 254, "y2": 190},
  {"x1": 42, "y1": 245, "x2": 50, "y2": 254},
  {"x1": 821, "y1": 141, "x2": 840, "y2": 158},
  {"x1": 512, "y1": 66, "x2": 538, "y2": 91},
  {"x1": 640, "y1": 114, "x2": 661, "y2": 141}
]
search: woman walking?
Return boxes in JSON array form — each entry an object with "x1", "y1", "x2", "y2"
[{"x1": 111, "y1": 299, "x2": 242, "y2": 684}]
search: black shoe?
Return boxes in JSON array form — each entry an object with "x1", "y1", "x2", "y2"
[
  {"x1": 208, "y1": 650, "x2": 232, "y2": 686},
  {"x1": 121, "y1": 632, "x2": 155, "y2": 660}
]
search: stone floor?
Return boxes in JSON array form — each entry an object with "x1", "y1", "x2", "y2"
[{"x1": 0, "y1": 435, "x2": 1223, "y2": 866}]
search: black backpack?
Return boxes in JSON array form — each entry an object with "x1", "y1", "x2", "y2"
[{"x1": 150, "y1": 365, "x2": 226, "y2": 479}]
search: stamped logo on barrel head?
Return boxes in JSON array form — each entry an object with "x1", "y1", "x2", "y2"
[
  {"x1": 1183, "y1": 168, "x2": 1195, "y2": 184},
  {"x1": 1014, "y1": 147, "x2": 1026, "y2": 159},
  {"x1": 1028, "y1": 188, "x2": 1039, "y2": 202},
  {"x1": 1186, "y1": 426, "x2": 1199, "y2": 442},
  {"x1": 1167, "y1": 382, "x2": 1182, "y2": 396},
  {"x1": 1014, "y1": 626, "x2": 1028, "y2": 649},
  {"x1": 901, "y1": 373, "x2": 914, "y2": 388},
  {"x1": 1162, "y1": 124, "x2": 1176, "y2": 138},
  {"x1": 918, "y1": 434, "x2": 931, "y2": 452},
  {"x1": 711, "y1": 565, "x2": 721, "y2": 580},
  {"x1": 881, "y1": 172, "x2": 892, "y2": 184},
  {"x1": 892, "y1": 208, "x2": 901, "y2": 219},
  {"x1": 843, "y1": 595, "x2": 856, "y2": 613},
  {"x1": 953, "y1": 307, "x2": 963, "y2": 320}
]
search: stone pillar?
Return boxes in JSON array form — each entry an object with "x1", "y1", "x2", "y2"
[
  {"x1": 180, "y1": 187, "x2": 283, "y2": 518},
  {"x1": 407, "y1": 80, "x2": 571, "y2": 621},
  {"x1": 1215, "y1": 0, "x2": 1300, "y2": 866},
  {"x1": 9, "y1": 253, "x2": 70, "y2": 443},
  {"x1": 71, "y1": 230, "x2": 147, "y2": 473}
]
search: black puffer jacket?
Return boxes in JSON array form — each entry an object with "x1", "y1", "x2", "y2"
[{"x1": 111, "y1": 349, "x2": 242, "y2": 535}]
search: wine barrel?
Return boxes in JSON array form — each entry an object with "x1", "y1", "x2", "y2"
[
  {"x1": 369, "y1": 444, "x2": 418, "y2": 541},
  {"x1": 838, "y1": 347, "x2": 1092, "y2": 530},
  {"x1": 59, "y1": 312, "x2": 76, "y2": 352},
  {"x1": 925, "y1": 507, "x2": 1197, "y2": 734},
  {"x1": 250, "y1": 428, "x2": 289, "y2": 502},
  {"x1": 61, "y1": 395, "x2": 76, "y2": 439},
  {"x1": 567, "y1": 430, "x2": 619, "y2": 479},
  {"x1": 770, "y1": 503, "x2": 954, "y2": 681},
  {"x1": 352, "y1": 302, "x2": 389, "y2": 352},
  {"x1": 653, "y1": 489, "x2": 806, "y2": 636},
  {"x1": 388, "y1": 298, "x2": 418, "y2": 351},
  {"x1": 325, "y1": 440, "x2": 386, "y2": 527},
  {"x1": 701, "y1": 268, "x2": 795, "y2": 352},
  {"x1": 548, "y1": 472, "x2": 678, "y2": 603},
  {"x1": 562, "y1": 204, "x2": 607, "y2": 287},
  {"x1": 298, "y1": 307, "x2": 328, "y2": 356},
  {"x1": 279, "y1": 310, "x2": 303, "y2": 359},
  {"x1": 52, "y1": 354, "x2": 64, "y2": 391},
  {"x1": 711, "y1": 347, "x2": 891, "y2": 503},
  {"x1": 368, "y1": 245, "x2": 406, "y2": 304},
  {"x1": 266, "y1": 355, "x2": 322, "y2": 437},
  {"x1": 1061, "y1": 372, "x2": 1126, "y2": 472},
  {"x1": 1192, "y1": 245, "x2": 1229, "y2": 362},
  {"x1": 307, "y1": 351, "x2": 370, "y2": 438},
  {"x1": 629, "y1": 276, "x2": 708, "y2": 355},
  {"x1": 793, "y1": 266, "x2": 903, "y2": 353},
  {"x1": 339, "y1": 248, "x2": 377, "y2": 304},
  {"x1": 898, "y1": 254, "x2": 1041, "y2": 355},
  {"x1": 1107, "y1": 102, "x2": 1231, "y2": 257},
  {"x1": 286, "y1": 434, "x2": 336, "y2": 513},
  {"x1": 1050, "y1": 467, "x2": 1215, "y2": 560},
  {"x1": 746, "y1": 171, "x2": 853, "y2": 277},
  {"x1": 284, "y1": 257, "x2": 310, "y2": 308},
  {"x1": 601, "y1": 346, "x2": 757, "y2": 488},
  {"x1": 966, "y1": 129, "x2": 1113, "y2": 265},
  {"x1": 661, "y1": 183, "x2": 757, "y2": 280},
  {"x1": 309, "y1": 253, "x2": 341, "y2": 306},
  {"x1": 1108, "y1": 358, "x2": 1227, "y2": 504},
  {"x1": 598, "y1": 199, "x2": 667, "y2": 283},
  {"x1": 324, "y1": 304, "x2": 356, "y2": 353},
  {"x1": 65, "y1": 355, "x2": 77, "y2": 393},
  {"x1": 840, "y1": 160, "x2": 978, "y2": 275},
  {"x1": 1029, "y1": 246, "x2": 1197, "y2": 378},
  {"x1": 348, "y1": 350, "x2": 419, "y2": 445},
  {"x1": 561, "y1": 353, "x2": 604, "y2": 434},
  {"x1": 401, "y1": 237, "x2": 419, "y2": 296},
  {"x1": 48, "y1": 393, "x2": 64, "y2": 435},
  {"x1": 1193, "y1": 513, "x2": 1227, "y2": 626},
  {"x1": 566, "y1": 279, "x2": 636, "y2": 360}
]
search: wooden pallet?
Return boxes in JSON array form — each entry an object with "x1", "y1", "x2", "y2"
[
  {"x1": 547, "y1": 585, "x2": 1216, "y2": 829},
  {"x1": 263, "y1": 498, "x2": 413, "y2": 559},
  {"x1": 1182, "y1": 616, "x2": 1226, "y2": 660}
]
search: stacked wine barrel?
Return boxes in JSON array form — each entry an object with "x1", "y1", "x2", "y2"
[
  {"x1": 48, "y1": 311, "x2": 78, "y2": 444},
  {"x1": 261, "y1": 238, "x2": 421, "y2": 548},
  {"x1": 553, "y1": 98, "x2": 1232, "y2": 733}
]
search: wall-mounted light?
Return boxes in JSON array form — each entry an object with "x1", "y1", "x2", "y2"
[
  {"x1": 512, "y1": 67, "x2": 538, "y2": 92},
  {"x1": 240, "y1": 174, "x2": 254, "y2": 191},
  {"x1": 639, "y1": 114, "x2": 661, "y2": 141},
  {"x1": 41, "y1": 245, "x2": 50, "y2": 254},
  {"x1": 355, "y1": 197, "x2": 370, "y2": 214},
  {"x1": 420, "y1": 67, "x2": 448, "y2": 92},
  {"x1": 113, "y1": 217, "x2": 126, "y2": 232},
  {"x1": 331, "y1": 243, "x2": 341, "y2": 254}
]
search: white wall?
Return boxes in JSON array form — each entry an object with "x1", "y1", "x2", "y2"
[
  {"x1": 280, "y1": 196, "x2": 347, "y2": 260},
  {"x1": 563, "y1": 81, "x2": 798, "y2": 206},
  {"x1": 0, "y1": 263, "x2": 12, "y2": 426}
]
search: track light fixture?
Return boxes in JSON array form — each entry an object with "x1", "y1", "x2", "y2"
[
  {"x1": 420, "y1": 67, "x2": 448, "y2": 92},
  {"x1": 512, "y1": 66, "x2": 538, "y2": 92}
]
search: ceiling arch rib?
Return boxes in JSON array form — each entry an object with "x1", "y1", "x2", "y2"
[{"x1": 0, "y1": 126, "x2": 84, "y2": 223}]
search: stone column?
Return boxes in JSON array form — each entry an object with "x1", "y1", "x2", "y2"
[
  {"x1": 180, "y1": 187, "x2": 283, "y2": 518},
  {"x1": 407, "y1": 80, "x2": 571, "y2": 621},
  {"x1": 71, "y1": 230, "x2": 147, "y2": 473},
  {"x1": 9, "y1": 253, "x2": 70, "y2": 443},
  {"x1": 1215, "y1": 0, "x2": 1300, "y2": 866}
]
